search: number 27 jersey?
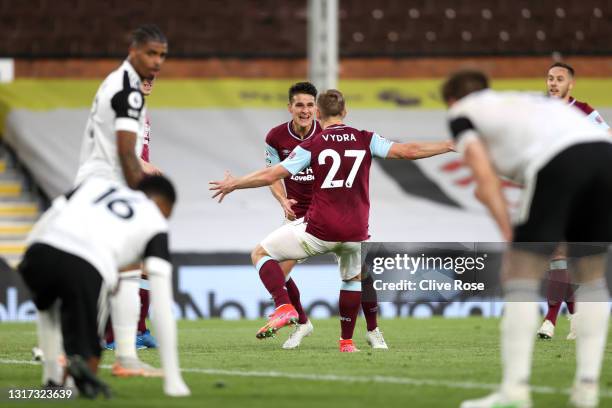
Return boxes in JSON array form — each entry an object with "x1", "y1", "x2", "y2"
[{"x1": 281, "y1": 124, "x2": 393, "y2": 242}]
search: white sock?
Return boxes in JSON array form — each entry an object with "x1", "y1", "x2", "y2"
[
  {"x1": 145, "y1": 257, "x2": 190, "y2": 396},
  {"x1": 110, "y1": 270, "x2": 140, "y2": 359},
  {"x1": 501, "y1": 279, "x2": 539, "y2": 392},
  {"x1": 37, "y1": 302, "x2": 63, "y2": 385},
  {"x1": 574, "y1": 278, "x2": 610, "y2": 384}
]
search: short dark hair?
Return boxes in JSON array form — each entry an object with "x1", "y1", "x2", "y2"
[
  {"x1": 288, "y1": 82, "x2": 318, "y2": 103},
  {"x1": 548, "y1": 62, "x2": 575, "y2": 77},
  {"x1": 317, "y1": 89, "x2": 345, "y2": 118},
  {"x1": 441, "y1": 70, "x2": 490, "y2": 103},
  {"x1": 137, "y1": 175, "x2": 176, "y2": 205},
  {"x1": 131, "y1": 24, "x2": 167, "y2": 47}
]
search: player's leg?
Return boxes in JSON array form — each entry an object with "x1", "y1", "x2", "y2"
[
  {"x1": 462, "y1": 157, "x2": 569, "y2": 408},
  {"x1": 566, "y1": 248, "x2": 609, "y2": 408},
  {"x1": 110, "y1": 268, "x2": 154, "y2": 376},
  {"x1": 253, "y1": 221, "x2": 312, "y2": 338},
  {"x1": 565, "y1": 278, "x2": 578, "y2": 340},
  {"x1": 144, "y1": 257, "x2": 191, "y2": 396},
  {"x1": 38, "y1": 302, "x2": 64, "y2": 385},
  {"x1": 538, "y1": 256, "x2": 569, "y2": 339},
  {"x1": 18, "y1": 244, "x2": 64, "y2": 385},
  {"x1": 281, "y1": 260, "x2": 313, "y2": 349},
  {"x1": 280, "y1": 260, "x2": 309, "y2": 325},
  {"x1": 565, "y1": 154, "x2": 612, "y2": 407},
  {"x1": 58, "y1": 252, "x2": 111, "y2": 399},
  {"x1": 137, "y1": 275, "x2": 157, "y2": 348},
  {"x1": 361, "y1": 272, "x2": 387, "y2": 349},
  {"x1": 337, "y1": 242, "x2": 363, "y2": 353}
]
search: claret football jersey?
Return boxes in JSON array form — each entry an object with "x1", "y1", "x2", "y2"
[
  {"x1": 265, "y1": 120, "x2": 322, "y2": 218},
  {"x1": 280, "y1": 124, "x2": 393, "y2": 242}
]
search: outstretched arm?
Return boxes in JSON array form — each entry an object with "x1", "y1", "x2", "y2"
[
  {"x1": 386, "y1": 140, "x2": 455, "y2": 160},
  {"x1": 463, "y1": 139, "x2": 512, "y2": 241},
  {"x1": 209, "y1": 164, "x2": 291, "y2": 203}
]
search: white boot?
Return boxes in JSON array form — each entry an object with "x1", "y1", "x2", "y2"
[
  {"x1": 282, "y1": 320, "x2": 313, "y2": 349},
  {"x1": 537, "y1": 319, "x2": 555, "y2": 340},
  {"x1": 365, "y1": 327, "x2": 388, "y2": 349}
]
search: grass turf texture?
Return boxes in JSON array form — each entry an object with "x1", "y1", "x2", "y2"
[{"x1": 1, "y1": 317, "x2": 611, "y2": 407}]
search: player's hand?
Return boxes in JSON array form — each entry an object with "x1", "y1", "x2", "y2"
[
  {"x1": 281, "y1": 198, "x2": 298, "y2": 221},
  {"x1": 209, "y1": 171, "x2": 236, "y2": 203},
  {"x1": 142, "y1": 161, "x2": 163, "y2": 176},
  {"x1": 447, "y1": 141, "x2": 456, "y2": 152}
]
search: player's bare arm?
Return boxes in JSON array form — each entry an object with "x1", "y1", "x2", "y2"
[
  {"x1": 210, "y1": 164, "x2": 291, "y2": 203},
  {"x1": 463, "y1": 138, "x2": 512, "y2": 241},
  {"x1": 269, "y1": 180, "x2": 297, "y2": 220},
  {"x1": 117, "y1": 130, "x2": 145, "y2": 188},
  {"x1": 386, "y1": 140, "x2": 455, "y2": 160}
]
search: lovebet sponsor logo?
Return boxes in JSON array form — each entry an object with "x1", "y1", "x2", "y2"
[{"x1": 362, "y1": 243, "x2": 500, "y2": 302}]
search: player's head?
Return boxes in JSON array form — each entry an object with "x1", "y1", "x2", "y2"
[
  {"x1": 128, "y1": 24, "x2": 168, "y2": 81},
  {"x1": 547, "y1": 62, "x2": 575, "y2": 100},
  {"x1": 141, "y1": 77, "x2": 155, "y2": 97},
  {"x1": 288, "y1": 82, "x2": 318, "y2": 129},
  {"x1": 441, "y1": 70, "x2": 490, "y2": 106},
  {"x1": 316, "y1": 89, "x2": 346, "y2": 121},
  {"x1": 137, "y1": 175, "x2": 176, "y2": 218}
]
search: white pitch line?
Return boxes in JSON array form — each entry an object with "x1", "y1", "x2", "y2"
[{"x1": 1, "y1": 359, "x2": 610, "y2": 398}]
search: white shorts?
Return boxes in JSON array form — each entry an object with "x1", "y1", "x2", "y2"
[
  {"x1": 282, "y1": 217, "x2": 306, "y2": 265},
  {"x1": 261, "y1": 218, "x2": 362, "y2": 281}
]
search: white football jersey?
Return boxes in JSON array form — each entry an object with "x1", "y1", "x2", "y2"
[
  {"x1": 448, "y1": 89, "x2": 611, "y2": 184},
  {"x1": 27, "y1": 178, "x2": 168, "y2": 289},
  {"x1": 75, "y1": 60, "x2": 146, "y2": 186}
]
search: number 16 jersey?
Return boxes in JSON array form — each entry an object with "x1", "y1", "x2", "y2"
[
  {"x1": 26, "y1": 177, "x2": 168, "y2": 289},
  {"x1": 280, "y1": 124, "x2": 393, "y2": 242}
]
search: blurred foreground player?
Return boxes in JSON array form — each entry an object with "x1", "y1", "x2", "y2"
[
  {"x1": 19, "y1": 176, "x2": 190, "y2": 398},
  {"x1": 211, "y1": 89, "x2": 453, "y2": 352},
  {"x1": 74, "y1": 24, "x2": 167, "y2": 375},
  {"x1": 443, "y1": 70, "x2": 611, "y2": 408},
  {"x1": 265, "y1": 82, "x2": 387, "y2": 350},
  {"x1": 538, "y1": 62, "x2": 612, "y2": 341}
]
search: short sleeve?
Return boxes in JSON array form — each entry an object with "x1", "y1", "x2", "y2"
[
  {"x1": 265, "y1": 143, "x2": 281, "y2": 167},
  {"x1": 281, "y1": 146, "x2": 311, "y2": 175},
  {"x1": 111, "y1": 71, "x2": 144, "y2": 133},
  {"x1": 369, "y1": 133, "x2": 394, "y2": 158},
  {"x1": 144, "y1": 232, "x2": 170, "y2": 261},
  {"x1": 587, "y1": 110, "x2": 611, "y2": 131},
  {"x1": 448, "y1": 116, "x2": 479, "y2": 154}
]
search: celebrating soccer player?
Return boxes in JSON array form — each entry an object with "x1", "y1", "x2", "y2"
[
  {"x1": 264, "y1": 82, "x2": 388, "y2": 349},
  {"x1": 211, "y1": 89, "x2": 454, "y2": 352}
]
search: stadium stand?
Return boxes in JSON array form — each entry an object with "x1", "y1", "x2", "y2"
[
  {"x1": 0, "y1": 143, "x2": 41, "y2": 266},
  {"x1": 0, "y1": 0, "x2": 610, "y2": 58}
]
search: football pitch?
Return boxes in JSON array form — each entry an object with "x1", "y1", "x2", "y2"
[{"x1": 0, "y1": 317, "x2": 610, "y2": 407}]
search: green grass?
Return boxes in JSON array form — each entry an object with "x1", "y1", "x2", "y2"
[{"x1": 0, "y1": 318, "x2": 611, "y2": 407}]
